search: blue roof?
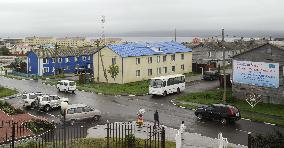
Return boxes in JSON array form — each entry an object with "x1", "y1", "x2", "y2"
[{"x1": 107, "y1": 41, "x2": 192, "y2": 58}]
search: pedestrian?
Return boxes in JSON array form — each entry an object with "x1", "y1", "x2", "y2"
[
  {"x1": 180, "y1": 121, "x2": 186, "y2": 141},
  {"x1": 154, "y1": 110, "x2": 159, "y2": 127}
]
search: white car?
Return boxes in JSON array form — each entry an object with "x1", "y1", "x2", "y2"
[
  {"x1": 56, "y1": 80, "x2": 76, "y2": 93},
  {"x1": 22, "y1": 92, "x2": 44, "y2": 108},
  {"x1": 63, "y1": 104, "x2": 101, "y2": 125},
  {"x1": 36, "y1": 95, "x2": 69, "y2": 112}
]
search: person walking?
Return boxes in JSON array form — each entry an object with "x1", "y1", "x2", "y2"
[
  {"x1": 180, "y1": 121, "x2": 186, "y2": 141},
  {"x1": 154, "y1": 110, "x2": 159, "y2": 128}
]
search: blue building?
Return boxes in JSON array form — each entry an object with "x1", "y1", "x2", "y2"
[{"x1": 27, "y1": 47, "x2": 98, "y2": 76}]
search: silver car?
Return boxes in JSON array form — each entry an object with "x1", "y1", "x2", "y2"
[{"x1": 63, "y1": 104, "x2": 101, "y2": 125}]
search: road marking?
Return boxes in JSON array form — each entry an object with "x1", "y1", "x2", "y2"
[{"x1": 264, "y1": 122, "x2": 276, "y2": 126}]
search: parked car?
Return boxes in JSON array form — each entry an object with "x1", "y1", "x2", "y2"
[
  {"x1": 194, "y1": 104, "x2": 241, "y2": 124},
  {"x1": 36, "y1": 95, "x2": 69, "y2": 112},
  {"x1": 22, "y1": 92, "x2": 44, "y2": 109},
  {"x1": 57, "y1": 80, "x2": 76, "y2": 93},
  {"x1": 63, "y1": 104, "x2": 101, "y2": 125},
  {"x1": 203, "y1": 70, "x2": 219, "y2": 81}
]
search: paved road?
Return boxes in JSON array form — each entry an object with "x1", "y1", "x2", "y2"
[{"x1": 1, "y1": 77, "x2": 283, "y2": 146}]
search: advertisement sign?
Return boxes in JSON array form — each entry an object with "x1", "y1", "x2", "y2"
[{"x1": 233, "y1": 60, "x2": 279, "y2": 88}]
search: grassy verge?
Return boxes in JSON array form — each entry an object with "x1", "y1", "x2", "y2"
[
  {"x1": 16, "y1": 138, "x2": 176, "y2": 148},
  {"x1": 0, "y1": 87, "x2": 17, "y2": 98},
  {"x1": 176, "y1": 89, "x2": 284, "y2": 126},
  {"x1": 78, "y1": 81, "x2": 149, "y2": 95}
]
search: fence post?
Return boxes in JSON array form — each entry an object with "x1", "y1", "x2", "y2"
[
  {"x1": 11, "y1": 122, "x2": 15, "y2": 148},
  {"x1": 161, "y1": 127, "x2": 165, "y2": 148},
  {"x1": 248, "y1": 132, "x2": 251, "y2": 148},
  {"x1": 107, "y1": 123, "x2": 110, "y2": 148}
]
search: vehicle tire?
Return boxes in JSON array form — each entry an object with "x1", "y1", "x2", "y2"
[
  {"x1": 197, "y1": 114, "x2": 203, "y2": 120},
  {"x1": 93, "y1": 115, "x2": 101, "y2": 121},
  {"x1": 44, "y1": 105, "x2": 51, "y2": 112},
  {"x1": 72, "y1": 90, "x2": 75, "y2": 94},
  {"x1": 220, "y1": 118, "x2": 227, "y2": 125},
  {"x1": 163, "y1": 91, "x2": 167, "y2": 97},
  {"x1": 177, "y1": 88, "x2": 181, "y2": 94},
  {"x1": 31, "y1": 102, "x2": 36, "y2": 109}
]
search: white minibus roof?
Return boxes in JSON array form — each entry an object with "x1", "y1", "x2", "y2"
[{"x1": 150, "y1": 74, "x2": 185, "y2": 80}]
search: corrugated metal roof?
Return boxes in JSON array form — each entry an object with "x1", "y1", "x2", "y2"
[{"x1": 108, "y1": 41, "x2": 192, "y2": 58}]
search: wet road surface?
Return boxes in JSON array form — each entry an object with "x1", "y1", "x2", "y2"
[{"x1": 1, "y1": 76, "x2": 283, "y2": 146}]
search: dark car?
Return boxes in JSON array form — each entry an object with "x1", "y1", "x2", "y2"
[
  {"x1": 203, "y1": 71, "x2": 219, "y2": 81},
  {"x1": 194, "y1": 104, "x2": 241, "y2": 124}
]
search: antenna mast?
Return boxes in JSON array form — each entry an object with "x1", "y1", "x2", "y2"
[{"x1": 101, "y1": 15, "x2": 106, "y2": 46}]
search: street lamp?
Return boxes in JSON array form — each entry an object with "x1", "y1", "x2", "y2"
[{"x1": 61, "y1": 101, "x2": 68, "y2": 148}]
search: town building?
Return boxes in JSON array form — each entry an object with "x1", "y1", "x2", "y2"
[
  {"x1": 27, "y1": 47, "x2": 98, "y2": 76},
  {"x1": 56, "y1": 37, "x2": 89, "y2": 47},
  {"x1": 186, "y1": 40, "x2": 264, "y2": 72},
  {"x1": 232, "y1": 43, "x2": 284, "y2": 105},
  {"x1": 90, "y1": 38, "x2": 122, "y2": 47},
  {"x1": 25, "y1": 37, "x2": 55, "y2": 46},
  {"x1": 11, "y1": 44, "x2": 33, "y2": 55},
  {"x1": 93, "y1": 41, "x2": 192, "y2": 84}
]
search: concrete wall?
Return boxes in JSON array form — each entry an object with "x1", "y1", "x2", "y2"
[
  {"x1": 232, "y1": 44, "x2": 284, "y2": 104},
  {"x1": 93, "y1": 47, "x2": 192, "y2": 84}
]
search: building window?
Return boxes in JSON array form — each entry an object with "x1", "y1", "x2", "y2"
[
  {"x1": 43, "y1": 58, "x2": 48, "y2": 64},
  {"x1": 88, "y1": 56, "x2": 91, "y2": 60},
  {"x1": 172, "y1": 66, "x2": 175, "y2": 72},
  {"x1": 181, "y1": 64, "x2": 184, "y2": 70},
  {"x1": 157, "y1": 56, "x2": 160, "y2": 63},
  {"x1": 75, "y1": 57, "x2": 78, "y2": 62},
  {"x1": 136, "y1": 58, "x2": 140, "y2": 64},
  {"x1": 58, "y1": 58, "x2": 62, "y2": 63},
  {"x1": 52, "y1": 58, "x2": 55, "y2": 63},
  {"x1": 148, "y1": 69, "x2": 152, "y2": 76},
  {"x1": 163, "y1": 55, "x2": 167, "y2": 62},
  {"x1": 181, "y1": 54, "x2": 184, "y2": 60},
  {"x1": 157, "y1": 67, "x2": 161, "y2": 74},
  {"x1": 171, "y1": 55, "x2": 175, "y2": 61},
  {"x1": 112, "y1": 58, "x2": 116, "y2": 65},
  {"x1": 43, "y1": 67, "x2": 49, "y2": 73},
  {"x1": 66, "y1": 66, "x2": 69, "y2": 70},
  {"x1": 164, "y1": 67, "x2": 167, "y2": 73},
  {"x1": 136, "y1": 70, "x2": 140, "y2": 77},
  {"x1": 66, "y1": 57, "x2": 69, "y2": 63},
  {"x1": 266, "y1": 48, "x2": 272, "y2": 54},
  {"x1": 148, "y1": 57, "x2": 152, "y2": 64},
  {"x1": 29, "y1": 66, "x2": 31, "y2": 71},
  {"x1": 208, "y1": 51, "x2": 211, "y2": 57},
  {"x1": 82, "y1": 56, "x2": 86, "y2": 61}
]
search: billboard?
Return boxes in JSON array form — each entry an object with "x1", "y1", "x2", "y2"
[{"x1": 233, "y1": 60, "x2": 279, "y2": 88}]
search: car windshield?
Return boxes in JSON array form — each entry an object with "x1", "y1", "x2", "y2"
[
  {"x1": 22, "y1": 95, "x2": 27, "y2": 99},
  {"x1": 69, "y1": 82, "x2": 75, "y2": 86},
  {"x1": 150, "y1": 79, "x2": 163, "y2": 88},
  {"x1": 42, "y1": 97, "x2": 49, "y2": 101}
]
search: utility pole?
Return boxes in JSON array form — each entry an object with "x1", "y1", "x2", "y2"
[
  {"x1": 222, "y1": 28, "x2": 227, "y2": 103},
  {"x1": 174, "y1": 28, "x2": 177, "y2": 42}
]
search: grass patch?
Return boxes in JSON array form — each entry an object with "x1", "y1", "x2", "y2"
[
  {"x1": 177, "y1": 89, "x2": 284, "y2": 126},
  {"x1": 78, "y1": 81, "x2": 149, "y2": 95},
  {"x1": 16, "y1": 138, "x2": 175, "y2": 148},
  {"x1": 0, "y1": 87, "x2": 17, "y2": 98},
  {"x1": 0, "y1": 101, "x2": 24, "y2": 115}
]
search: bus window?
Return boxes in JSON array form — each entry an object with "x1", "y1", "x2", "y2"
[{"x1": 150, "y1": 79, "x2": 163, "y2": 88}]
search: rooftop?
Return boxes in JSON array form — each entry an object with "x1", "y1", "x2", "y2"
[
  {"x1": 108, "y1": 41, "x2": 192, "y2": 58},
  {"x1": 29, "y1": 47, "x2": 99, "y2": 58}
]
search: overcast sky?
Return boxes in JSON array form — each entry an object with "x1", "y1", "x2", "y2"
[{"x1": 0, "y1": 0, "x2": 283, "y2": 37}]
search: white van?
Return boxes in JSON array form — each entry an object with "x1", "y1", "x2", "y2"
[{"x1": 56, "y1": 80, "x2": 76, "y2": 93}]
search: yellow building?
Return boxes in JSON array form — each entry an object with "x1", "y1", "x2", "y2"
[
  {"x1": 93, "y1": 41, "x2": 192, "y2": 84},
  {"x1": 90, "y1": 38, "x2": 122, "y2": 47},
  {"x1": 56, "y1": 37, "x2": 89, "y2": 47},
  {"x1": 25, "y1": 37, "x2": 55, "y2": 46}
]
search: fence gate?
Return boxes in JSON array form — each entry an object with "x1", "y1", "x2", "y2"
[{"x1": 106, "y1": 122, "x2": 165, "y2": 148}]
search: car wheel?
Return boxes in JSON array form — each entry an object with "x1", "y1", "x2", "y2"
[
  {"x1": 197, "y1": 114, "x2": 203, "y2": 120},
  {"x1": 177, "y1": 88, "x2": 181, "y2": 94},
  {"x1": 72, "y1": 90, "x2": 75, "y2": 94},
  {"x1": 220, "y1": 118, "x2": 227, "y2": 125},
  {"x1": 93, "y1": 115, "x2": 100, "y2": 121},
  {"x1": 163, "y1": 91, "x2": 167, "y2": 97},
  {"x1": 44, "y1": 105, "x2": 51, "y2": 112}
]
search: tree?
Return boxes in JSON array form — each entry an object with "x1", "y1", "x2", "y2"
[
  {"x1": 0, "y1": 47, "x2": 11, "y2": 56},
  {"x1": 107, "y1": 64, "x2": 119, "y2": 80}
]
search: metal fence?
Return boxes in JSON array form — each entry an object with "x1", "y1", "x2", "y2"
[
  {"x1": 0, "y1": 121, "x2": 88, "y2": 148},
  {"x1": 106, "y1": 122, "x2": 165, "y2": 148}
]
